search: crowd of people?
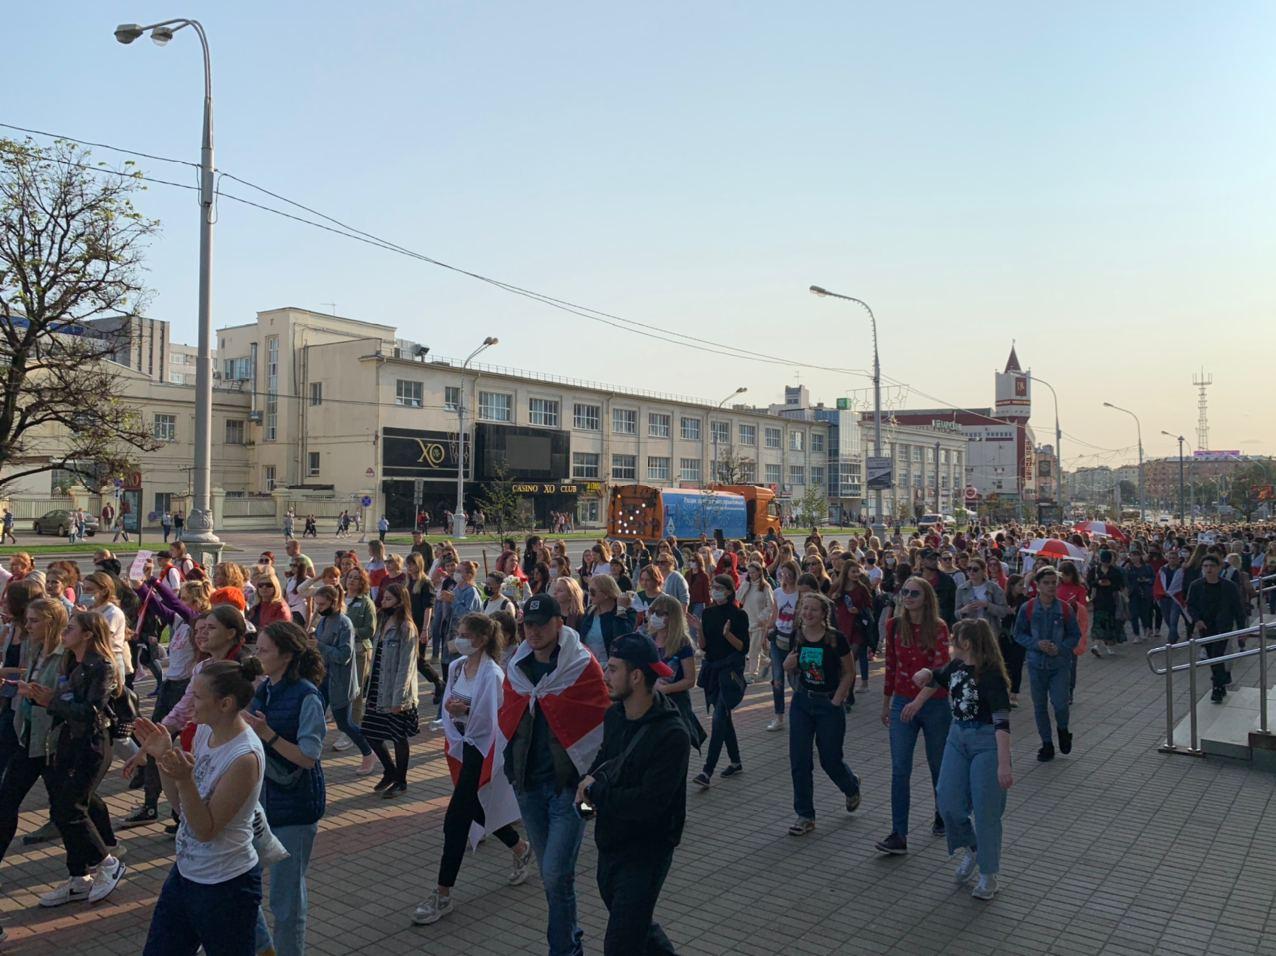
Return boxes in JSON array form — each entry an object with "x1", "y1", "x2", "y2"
[{"x1": 0, "y1": 515, "x2": 1272, "y2": 953}]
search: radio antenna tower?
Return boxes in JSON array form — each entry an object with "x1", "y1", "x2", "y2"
[{"x1": 1192, "y1": 368, "x2": 1212, "y2": 451}]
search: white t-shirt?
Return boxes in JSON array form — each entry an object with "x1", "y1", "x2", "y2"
[
  {"x1": 774, "y1": 587, "x2": 799, "y2": 636},
  {"x1": 98, "y1": 603, "x2": 132, "y2": 675},
  {"x1": 865, "y1": 566, "x2": 883, "y2": 587},
  {"x1": 165, "y1": 620, "x2": 197, "y2": 682},
  {"x1": 176, "y1": 725, "x2": 264, "y2": 885}
]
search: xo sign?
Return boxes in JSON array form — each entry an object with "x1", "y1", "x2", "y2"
[{"x1": 415, "y1": 440, "x2": 447, "y2": 467}]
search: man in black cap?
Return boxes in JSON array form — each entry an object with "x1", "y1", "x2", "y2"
[{"x1": 576, "y1": 633, "x2": 690, "y2": 955}]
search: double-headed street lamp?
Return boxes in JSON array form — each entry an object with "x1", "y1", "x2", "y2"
[
  {"x1": 712, "y1": 387, "x2": 747, "y2": 483},
  {"x1": 115, "y1": 18, "x2": 221, "y2": 564},
  {"x1": 810, "y1": 285, "x2": 884, "y2": 538},
  {"x1": 1161, "y1": 430, "x2": 1187, "y2": 523},
  {"x1": 454, "y1": 337, "x2": 498, "y2": 538},
  {"x1": 1103, "y1": 402, "x2": 1144, "y2": 520}
]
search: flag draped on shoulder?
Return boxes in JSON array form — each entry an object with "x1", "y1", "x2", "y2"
[
  {"x1": 442, "y1": 655, "x2": 520, "y2": 848},
  {"x1": 499, "y1": 625, "x2": 610, "y2": 775}
]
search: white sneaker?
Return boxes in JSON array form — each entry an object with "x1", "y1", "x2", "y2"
[
  {"x1": 765, "y1": 715, "x2": 785, "y2": 732},
  {"x1": 332, "y1": 733, "x2": 353, "y2": 752},
  {"x1": 252, "y1": 809, "x2": 291, "y2": 867},
  {"x1": 38, "y1": 876, "x2": 92, "y2": 907},
  {"x1": 412, "y1": 890, "x2": 453, "y2": 925},
  {"x1": 954, "y1": 849, "x2": 977, "y2": 883},
  {"x1": 508, "y1": 843, "x2": 533, "y2": 886},
  {"x1": 356, "y1": 753, "x2": 378, "y2": 776},
  {"x1": 1104, "y1": 644, "x2": 1116, "y2": 657},
  {"x1": 971, "y1": 874, "x2": 999, "y2": 900},
  {"x1": 428, "y1": 719, "x2": 444, "y2": 733},
  {"x1": 88, "y1": 856, "x2": 125, "y2": 903}
]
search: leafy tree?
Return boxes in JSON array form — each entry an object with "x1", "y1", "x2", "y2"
[
  {"x1": 710, "y1": 445, "x2": 754, "y2": 485},
  {"x1": 0, "y1": 138, "x2": 160, "y2": 494},
  {"x1": 794, "y1": 484, "x2": 826, "y2": 527},
  {"x1": 475, "y1": 462, "x2": 531, "y2": 536},
  {"x1": 1228, "y1": 462, "x2": 1276, "y2": 521}
]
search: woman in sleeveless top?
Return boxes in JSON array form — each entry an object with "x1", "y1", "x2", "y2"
[{"x1": 137, "y1": 658, "x2": 266, "y2": 955}]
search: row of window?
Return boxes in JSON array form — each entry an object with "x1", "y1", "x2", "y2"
[
  {"x1": 581, "y1": 452, "x2": 822, "y2": 487},
  {"x1": 153, "y1": 415, "x2": 250, "y2": 447},
  {"x1": 391, "y1": 383, "x2": 823, "y2": 450}
]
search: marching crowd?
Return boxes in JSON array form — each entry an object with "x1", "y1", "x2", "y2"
[{"x1": 0, "y1": 516, "x2": 1272, "y2": 954}]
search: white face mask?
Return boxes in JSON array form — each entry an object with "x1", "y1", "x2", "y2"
[
  {"x1": 711, "y1": 589, "x2": 728, "y2": 604},
  {"x1": 452, "y1": 571, "x2": 465, "y2": 584},
  {"x1": 452, "y1": 637, "x2": 477, "y2": 657},
  {"x1": 647, "y1": 613, "x2": 667, "y2": 632}
]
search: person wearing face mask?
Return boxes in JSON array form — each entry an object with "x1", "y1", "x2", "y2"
[
  {"x1": 1013, "y1": 567, "x2": 1080, "y2": 762},
  {"x1": 1186, "y1": 554, "x2": 1247, "y2": 704},
  {"x1": 412, "y1": 614, "x2": 531, "y2": 925},
  {"x1": 1086, "y1": 549, "x2": 1126, "y2": 657},
  {"x1": 645, "y1": 595, "x2": 706, "y2": 750},
  {"x1": 578, "y1": 575, "x2": 638, "y2": 664},
  {"x1": 691, "y1": 575, "x2": 750, "y2": 789},
  {"x1": 311, "y1": 586, "x2": 377, "y2": 776},
  {"x1": 737, "y1": 562, "x2": 775, "y2": 683}
]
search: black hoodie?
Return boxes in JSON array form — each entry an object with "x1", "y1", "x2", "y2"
[{"x1": 586, "y1": 691, "x2": 690, "y2": 853}]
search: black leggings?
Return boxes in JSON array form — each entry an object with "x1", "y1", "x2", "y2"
[
  {"x1": 369, "y1": 737, "x2": 410, "y2": 786},
  {"x1": 999, "y1": 631, "x2": 1027, "y2": 694},
  {"x1": 126, "y1": 641, "x2": 164, "y2": 690},
  {"x1": 439, "y1": 743, "x2": 519, "y2": 888}
]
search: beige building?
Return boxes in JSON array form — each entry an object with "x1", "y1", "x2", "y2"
[{"x1": 213, "y1": 307, "x2": 829, "y2": 529}]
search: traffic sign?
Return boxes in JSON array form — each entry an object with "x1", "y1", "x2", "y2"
[
  {"x1": 965, "y1": 485, "x2": 978, "y2": 502},
  {"x1": 365, "y1": 467, "x2": 375, "y2": 479},
  {"x1": 360, "y1": 495, "x2": 373, "y2": 508}
]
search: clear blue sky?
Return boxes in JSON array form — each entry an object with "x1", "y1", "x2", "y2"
[{"x1": 8, "y1": 2, "x2": 1274, "y2": 466}]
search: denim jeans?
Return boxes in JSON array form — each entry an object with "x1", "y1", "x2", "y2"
[
  {"x1": 888, "y1": 695, "x2": 950, "y2": 838},
  {"x1": 145, "y1": 863, "x2": 262, "y2": 956},
  {"x1": 1158, "y1": 597, "x2": 1182, "y2": 640},
  {"x1": 1128, "y1": 594, "x2": 1153, "y2": 636},
  {"x1": 517, "y1": 782, "x2": 585, "y2": 956},
  {"x1": 789, "y1": 690, "x2": 860, "y2": 820},
  {"x1": 937, "y1": 721, "x2": 1006, "y2": 876},
  {"x1": 769, "y1": 641, "x2": 790, "y2": 715},
  {"x1": 855, "y1": 640, "x2": 869, "y2": 682},
  {"x1": 1028, "y1": 664, "x2": 1070, "y2": 747},
  {"x1": 253, "y1": 822, "x2": 317, "y2": 956},
  {"x1": 703, "y1": 683, "x2": 741, "y2": 776}
]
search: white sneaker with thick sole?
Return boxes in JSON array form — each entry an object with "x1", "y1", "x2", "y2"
[
  {"x1": 412, "y1": 891, "x2": 454, "y2": 925},
  {"x1": 971, "y1": 874, "x2": 999, "y2": 900},
  {"x1": 332, "y1": 733, "x2": 353, "y2": 752},
  {"x1": 88, "y1": 856, "x2": 125, "y2": 903},
  {"x1": 356, "y1": 753, "x2": 378, "y2": 776},
  {"x1": 765, "y1": 715, "x2": 784, "y2": 732},
  {"x1": 508, "y1": 843, "x2": 533, "y2": 886},
  {"x1": 38, "y1": 876, "x2": 92, "y2": 908},
  {"x1": 954, "y1": 849, "x2": 977, "y2": 883}
]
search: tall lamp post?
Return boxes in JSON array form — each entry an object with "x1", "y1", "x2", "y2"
[
  {"x1": 1030, "y1": 373, "x2": 1064, "y2": 515},
  {"x1": 810, "y1": 285, "x2": 884, "y2": 539},
  {"x1": 712, "y1": 387, "x2": 747, "y2": 483},
  {"x1": 454, "y1": 337, "x2": 498, "y2": 538},
  {"x1": 1161, "y1": 430, "x2": 1187, "y2": 523},
  {"x1": 115, "y1": 18, "x2": 221, "y2": 564},
  {"x1": 1103, "y1": 402, "x2": 1144, "y2": 520}
]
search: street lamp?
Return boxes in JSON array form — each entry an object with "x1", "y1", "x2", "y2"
[
  {"x1": 810, "y1": 285, "x2": 884, "y2": 539},
  {"x1": 454, "y1": 337, "x2": 498, "y2": 538},
  {"x1": 1030, "y1": 373, "x2": 1064, "y2": 516},
  {"x1": 115, "y1": 18, "x2": 221, "y2": 565},
  {"x1": 1161, "y1": 430, "x2": 1187, "y2": 523},
  {"x1": 1103, "y1": 402, "x2": 1144, "y2": 520},
  {"x1": 711, "y1": 387, "x2": 747, "y2": 483}
]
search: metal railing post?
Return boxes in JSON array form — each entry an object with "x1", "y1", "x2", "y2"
[
  {"x1": 1163, "y1": 638, "x2": 1175, "y2": 752},
  {"x1": 1259, "y1": 576, "x2": 1270, "y2": 735},
  {"x1": 1187, "y1": 632, "x2": 1200, "y2": 753}
]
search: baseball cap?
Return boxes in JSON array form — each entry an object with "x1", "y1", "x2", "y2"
[
  {"x1": 522, "y1": 593, "x2": 562, "y2": 624},
  {"x1": 609, "y1": 633, "x2": 674, "y2": 679}
]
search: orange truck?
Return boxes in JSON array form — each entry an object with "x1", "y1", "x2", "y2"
[{"x1": 607, "y1": 483, "x2": 782, "y2": 543}]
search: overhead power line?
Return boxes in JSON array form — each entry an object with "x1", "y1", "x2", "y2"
[{"x1": 3, "y1": 120, "x2": 1137, "y2": 463}]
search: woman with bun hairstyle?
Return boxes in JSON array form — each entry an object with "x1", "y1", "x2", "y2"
[
  {"x1": 246, "y1": 621, "x2": 328, "y2": 956},
  {"x1": 137, "y1": 657, "x2": 266, "y2": 954}
]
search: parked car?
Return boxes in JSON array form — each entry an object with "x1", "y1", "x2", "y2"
[
  {"x1": 917, "y1": 513, "x2": 945, "y2": 530},
  {"x1": 32, "y1": 510, "x2": 99, "y2": 537}
]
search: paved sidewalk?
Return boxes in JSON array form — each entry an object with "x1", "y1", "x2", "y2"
[{"x1": 2, "y1": 640, "x2": 1274, "y2": 955}]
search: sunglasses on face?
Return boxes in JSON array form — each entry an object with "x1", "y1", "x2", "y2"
[{"x1": 899, "y1": 588, "x2": 924, "y2": 598}]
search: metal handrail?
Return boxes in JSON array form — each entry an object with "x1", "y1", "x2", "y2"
[{"x1": 1146, "y1": 570, "x2": 1276, "y2": 756}]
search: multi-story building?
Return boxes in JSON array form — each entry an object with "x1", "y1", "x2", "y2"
[
  {"x1": 83, "y1": 314, "x2": 170, "y2": 382},
  {"x1": 885, "y1": 346, "x2": 1038, "y2": 510},
  {"x1": 167, "y1": 341, "x2": 207, "y2": 386},
  {"x1": 860, "y1": 415, "x2": 967, "y2": 520},
  {"x1": 212, "y1": 307, "x2": 827, "y2": 529}
]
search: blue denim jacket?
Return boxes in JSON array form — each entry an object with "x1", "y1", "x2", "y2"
[{"x1": 1013, "y1": 597, "x2": 1080, "y2": 671}]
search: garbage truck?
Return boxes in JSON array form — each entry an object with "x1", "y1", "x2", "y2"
[{"x1": 607, "y1": 484, "x2": 781, "y2": 543}]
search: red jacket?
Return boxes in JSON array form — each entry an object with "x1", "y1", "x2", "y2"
[{"x1": 883, "y1": 617, "x2": 950, "y2": 699}]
